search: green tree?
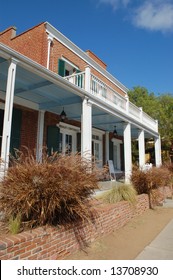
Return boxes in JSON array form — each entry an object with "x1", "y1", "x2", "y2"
[
  {"x1": 128, "y1": 86, "x2": 173, "y2": 153},
  {"x1": 128, "y1": 86, "x2": 159, "y2": 120},
  {"x1": 157, "y1": 94, "x2": 173, "y2": 147}
]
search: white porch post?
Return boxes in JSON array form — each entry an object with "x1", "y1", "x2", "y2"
[
  {"x1": 138, "y1": 129, "x2": 145, "y2": 169},
  {"x1": 105, "y1": 131, "x2": 109, "y2": 163},
  {"x1": 123, "y1": 122, "x2": 132, "y2": 183},
  {"x1": 155, "y1": 135, "x2": 162, "y2": 167},
  {"x1": 36, "y1": 110, "x2": 45, "y2": 162},
  {"x1": 85, "y1": 65, "x2": 91, "y2": 92},
  {"x1": 0, "y1": 58, "x2": 17, "y2": 173},
  {"x1": 81, "y1": 97, "x2": 92, "y2": 161}
]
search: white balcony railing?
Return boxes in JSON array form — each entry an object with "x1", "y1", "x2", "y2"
[
  {"x1": 65, "y1": 72, "x2": 85, "y2": 89},
  {"x1": 90, "y1": 74, "x2": 127, "y2": 111},
  {"x1": 64, "y1": 70, "x2": 158, "y2": 132}
]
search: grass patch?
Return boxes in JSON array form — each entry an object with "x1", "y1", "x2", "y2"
[
  {"x1": 8, "y1": 214, "x2": 21, "y2": 234},
  {"x1": 97, "y1": 183, "x2": 137, "y2": 205}
]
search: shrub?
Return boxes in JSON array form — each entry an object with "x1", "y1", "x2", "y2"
[
  {"x1": 131, "y1": 166, "x2": 172, "y2": 208},
  {"x1": 0, "y1": 150, "x2": 102, "y2": 229},
  {"x1": 98, "y1": 183, "x2": 137, "y2": 205},
  {"x1": 163, "y1": 162, "x2": 173, "y2": 177}
]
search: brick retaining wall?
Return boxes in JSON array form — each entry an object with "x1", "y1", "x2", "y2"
[{"x1": 0, "y1": 194, "x2": 149, "y2": 260}]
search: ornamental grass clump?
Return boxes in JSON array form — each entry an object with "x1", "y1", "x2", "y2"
[
  {"x1": 98, "y1": 183, "x2": 137, "y2": 206},
  {"x1": 0, "y1": 150, "x2": 101, "y2": 230},
  {"x1": 8, "y1": 214, "x2": 21, "y2": 234},
  {"x1": 131, "y1": 166, "x2": 172, "y2": 208}
]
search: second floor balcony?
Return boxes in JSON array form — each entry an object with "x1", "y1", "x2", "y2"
[{"x1": 64, "y1": 68, "x2": 158, "y2": 133}]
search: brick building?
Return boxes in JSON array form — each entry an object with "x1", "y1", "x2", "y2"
[{"x1": 0, "y1": 22, "x2": 162, "y2": 181}]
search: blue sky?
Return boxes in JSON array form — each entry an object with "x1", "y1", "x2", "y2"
[{"x1": 1, "y1": 0, "x2": 173, "y2": 95}]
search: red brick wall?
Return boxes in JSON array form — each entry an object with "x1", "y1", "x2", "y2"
[
  {"x1": 20, "y1": 108, "x2": 38, "y2": 151},
  {"x1": 0, "y1": 23, "x2": 126, "y2": 97},
  {"x1": 86, "y1": 50, "x2": 107, "y2": 70},
  {"x1": 0, "y1": 194, "x2": 149, "y2": 260},
  {"x1": 0, "y1": 23, "x2": 47, "y2": 67}
]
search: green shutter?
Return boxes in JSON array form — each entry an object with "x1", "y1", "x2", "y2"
[
  {"x1": 47, "y1": 126, "x2": 60, "y2": 155},
  {"x1": 10, "y1": 108, "x2": 22, "y2": 156},
  {"x1": 77, "y1": 132, "x2": 81, "y2": 153},
  {"x1": 120, "y1": 143, "x2": 124, "y2": 171},
  {"x1": 58, "y1": 59, "x2": 65, "y2": 77}
]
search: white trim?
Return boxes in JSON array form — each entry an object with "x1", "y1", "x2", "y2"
[
  {"x1": 56, "y1": 122, "x2": 80, "y2": 132},
  {"x1": 47, "y1": 34, "x2": 53, "y2": 69},
  {"x1": 1, "y1": 59, "x2": 17, "y2": 170},
  {"x1": 92, "y1": 127, "x2": 105, "y2": 135},
  {"x1": 111, "y1": 138, "x2": 123, "y2": 144},
  {"x1": 61, "y1": 56, "x2": 80, "y2": 70}
]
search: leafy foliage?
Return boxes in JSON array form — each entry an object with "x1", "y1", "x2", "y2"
[
  {"x1": 128, "y1": 87, "x2": 173, "y2": 150},
  {"x1": 0, "y1": 151, "x2": 102, "y2": 229}
]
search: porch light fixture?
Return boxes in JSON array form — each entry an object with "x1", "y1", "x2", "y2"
[
  {"x1": 60, "y1": 107, "x2": 67, "y2": 122},
  {"x1": 113, "y1": 126, "x2": 118, "y2": 137}
]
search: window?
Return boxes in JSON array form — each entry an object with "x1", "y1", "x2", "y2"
[
  {"x1": 58, "y1": 58, "x2": 79, "y2": 77},
  {"x1": 57, "y1": 122, "x2": 80, "y2": 155},
  {"x1": 65, "y1": 134, "x2": 72, "y2": 155}
]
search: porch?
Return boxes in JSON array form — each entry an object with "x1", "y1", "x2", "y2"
[{"x1": 0, "y1": 43, "x2": 162, "y2": 182}]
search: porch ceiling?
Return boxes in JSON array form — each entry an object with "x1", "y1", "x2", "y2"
[
  {"x1": 0, "y1": 57, "x2": 82, "y2": 119},
  {"x1": 0, "y1": 54, "x2": 153, "y2": 139}
]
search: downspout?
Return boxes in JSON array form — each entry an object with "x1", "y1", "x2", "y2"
[{"x1": 47, "y1": 34, "x2": 53, "y2": 69}]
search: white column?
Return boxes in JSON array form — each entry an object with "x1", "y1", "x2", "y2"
[
  {"x1": 138, "y1": 129, "x2": 145, "y2": 169},
  {"x1": 36, "y1": 110, "x2": 45, "y2": 162},
  {"x1": 0, "y1": 58, "x2": 17, "y2": 172},
  {"x1": 81, "y1": 97, "x2": 92, "y2": 161},
  {"x1": 125, "y1": 95, "x2": 129, "y2": 113},
  {"x1": 123, "y1": 122, "x2": 132, "y2": 183},
  {"x1": 155, "y1": 135, "x2": 162, "y2": 167},
  {"x1": 85, "y1": 65, "x2": 91, "y2": 92},
  {"x1": 105, "y1": 131, "x2": 109, "y2": 163}
]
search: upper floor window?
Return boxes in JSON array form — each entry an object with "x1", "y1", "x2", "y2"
[{"x1": 58, "y1": 58, "x2": 79, "y2": 77}]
